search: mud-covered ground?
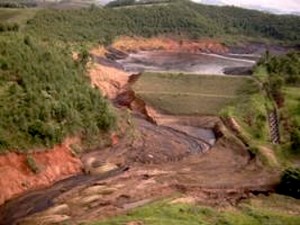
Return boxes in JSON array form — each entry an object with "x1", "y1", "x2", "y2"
[
  {"x1": 0, "y1": 116, "x2": 278, "y2": 225},
  {"x1": 117, "y1": 51, "x2": 256, "y2": 75},
  {"x1": 114, "y1": 41, "x2": 298, "y2": 75}
]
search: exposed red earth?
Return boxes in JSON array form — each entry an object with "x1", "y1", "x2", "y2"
[
  {"x1": 0, "y1": 138, "x2": 82, "y2": 206},
  {"x1": 112, "y1": 36, "x2": 229, "y2": 54}
]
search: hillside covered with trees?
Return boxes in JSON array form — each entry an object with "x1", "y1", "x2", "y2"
[
  {"x1": 0, "y1": 33, "x2": 115, "y2": 152},
  {"x1": 20, "y1": 0, "x2": 300, "y2": 45}
]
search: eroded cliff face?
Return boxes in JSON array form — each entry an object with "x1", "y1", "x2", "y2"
[
  {"x1": 0, "y1": 138, "x2": 82, "y2": 205},
  {"x1": 88, "y1": 63, "x2": 130, "y2": 99},
  {"x1": 112, "y1": 36, "x2": 229, "y2": 54}
]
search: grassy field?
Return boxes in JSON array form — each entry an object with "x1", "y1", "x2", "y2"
[
  {"x1": 88, "y1": 194, "x2": 300, "y2": 225},
  {"x1": 133, "y1": 72, "x2": 257, "y2": 115}
]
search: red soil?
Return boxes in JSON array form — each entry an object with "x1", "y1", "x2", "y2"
[
  {"x1": 88, "y1": 62, "x2": 130, "y2": 100},
  {"x1": 112, "y1": 36, "x2": 228, "y2": 54},
  {"x1": 0, "y1": 139, "x2": 82, "y2": 205}
]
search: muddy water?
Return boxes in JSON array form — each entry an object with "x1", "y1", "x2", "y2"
[
  {"x1": 117, "y1": 51, "x2": 257, "y2": 75},
  {"x1": 163, "y1": 124, "x2": 216, "y2": 146},
  {"x1": 0, "y1": 168, "x2": 126, "y2": 225}
]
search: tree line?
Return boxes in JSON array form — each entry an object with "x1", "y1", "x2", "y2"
[{"x1": 23, "y1": 1, "x2": 300, "y2": 44}]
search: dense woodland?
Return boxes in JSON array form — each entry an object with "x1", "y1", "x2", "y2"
[{"x1": 21, "y1": 1, "x2": 300, "y2": 44}]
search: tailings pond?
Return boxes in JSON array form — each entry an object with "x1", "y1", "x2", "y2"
[{"x1": 117, "y1": 51, "x2": 259, "y2": 75}]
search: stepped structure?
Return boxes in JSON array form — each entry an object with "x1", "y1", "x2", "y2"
[{"x1": 268, "y1": 109, "x2": 280, "y2": 144}]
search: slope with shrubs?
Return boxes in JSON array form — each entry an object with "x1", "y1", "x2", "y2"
[
  {"x1": 222, "y1": 51, "x2": 300, "y2": 166},
  {"x1": 106, "y1": 0, "x2": 175, "y2": 8},
  {"x1": 90, "y1": 195, "x2": 300, "y2": 225},
  {"x1": 256, "y1": 52, "x2": 300, "y2": 154},
  {"x1": 22, "y1": 1, "x2": 300, "y2": 45},
  {"x1": 0, "y1": 33, "x2": 115, "y2": 153}
]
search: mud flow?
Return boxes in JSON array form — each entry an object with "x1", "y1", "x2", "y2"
[{"x1": 0, "y1": 48, "x2": 279, "y2": 225}]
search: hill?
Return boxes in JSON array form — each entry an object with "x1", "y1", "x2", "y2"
[
  {"x1": 0, "y1": 0, "x2": 99, "y2": 9},
  {"x1": 105, "y1": 0, "x2": 177, "y2": 8},
  {"x1": 20, "y1": 0, "x2": 300, "y2": 45}
]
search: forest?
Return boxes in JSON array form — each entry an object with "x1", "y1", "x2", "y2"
[{"x1": 20, "y1": 0, "x2": 300, "y2": 44}]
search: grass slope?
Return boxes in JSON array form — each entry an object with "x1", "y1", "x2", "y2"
[
  {"x1": 89, "y1": 194, "x2": 300, "y2": 225},
  {"x1": 281, "y1": 86, "x2": 300, "y2": 155},
  {"x1": 284, "y1": 87, "x2": 300, "y2": 126},
  {"x1": 133, "y1": 72, "x2": 256, "y2": 115}
]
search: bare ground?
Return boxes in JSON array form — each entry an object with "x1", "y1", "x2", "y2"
[{"x1": 14, "y1": 119, "x2": 278, "y2": 224}]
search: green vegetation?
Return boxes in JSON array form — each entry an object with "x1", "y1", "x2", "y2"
[
  {"x1": 25, "y1": 155, "x2": 40, "y2": 174},
  {"x1": 257, "y1": 52, "x2": 300, "y2": 86},
  {"x1": 282, "y1": 87, "x2": 300, "y2": 154},
  {"x1": 223, "y1": 80, "x2": 271, "y2": 143},
  {"x1": 88, "y1": 194, "x2": 300, "y2": 225},
  {"x1": 254, "y1": 52, "x2": 300, "y2": 154},
  {"x1": 278, "y1": 167, "x2": 300, "y2": 199},
  {"x1": 219, "y1": 52, "x2": 300, "y2": 170},
  {"x1": 0, "y1": 0, "x2": 98, "y2": 9},
  {"x1": 0, "y1": 8, "x2": 36, "y2": 32},
  {"x1": 0, "y1": 0, "x2": 38, "y2": 8},
  {"x1": 133, "y1": 72, "x2": 257, "y2": 115},
  {"x1": 0, "y1": 8, "x2": 34, "y2": 22},
  {"x1": 106, "y1": 0, "x2": 176, "y2": 8},
  {"x1": 0, "y1": 34, "x2": 115, "y2": 152},
  {"x1": 18, "y1": 0, "x2": 300, "y2": 45}
]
